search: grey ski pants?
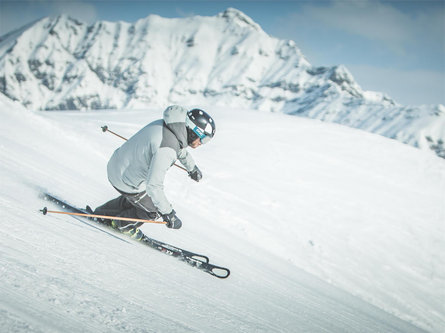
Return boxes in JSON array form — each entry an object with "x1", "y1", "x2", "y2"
[{"x1": 94, "y1": 190, "x2": 158, "y2": 232}]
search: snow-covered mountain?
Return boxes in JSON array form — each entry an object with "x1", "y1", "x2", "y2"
[{"x1": 0, "y1": 8, "x2": 444, "y2": 157}]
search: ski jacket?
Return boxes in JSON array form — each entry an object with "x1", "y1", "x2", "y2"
[{"x1": 107, "y1": 105, "x2": 196, "y2": 214}]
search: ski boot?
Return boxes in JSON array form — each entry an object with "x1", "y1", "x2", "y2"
[{"x1": 110, "y1": 220, "x2": 144, "y2": 241}]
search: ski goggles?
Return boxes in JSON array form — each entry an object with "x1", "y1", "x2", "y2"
[{"x1": 190, "y1": 126, "x2": 212, "y2": 144}]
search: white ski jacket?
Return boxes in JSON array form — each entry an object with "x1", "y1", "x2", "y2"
[{"x1": 107, "y1": 105, "x2": 196, "y2": 214}]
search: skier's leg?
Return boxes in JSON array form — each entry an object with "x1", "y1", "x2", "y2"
[
  {"x1": 93, "y1": 195, "x2": 132, "y2": 225},
  {"x1": 110, "y1": 192, "x2": 159, "y2": 239},
  {"x1": 125, "y1": 191, "x2": 158, "y2": 220}
]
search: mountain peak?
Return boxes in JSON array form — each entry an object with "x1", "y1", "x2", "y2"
[
  {"x1": 0, "y1": 10, "x2": 443, "y2": 158},
  {"x1": 218, "y1": 8, "x2": 260, "y2": 31},
  {"x1": 45, "y1": 14, "x2": 78, "y2": 26}
]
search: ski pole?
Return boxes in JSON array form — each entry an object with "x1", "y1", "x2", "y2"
[
  {"x1": 101, "y1": 125, "x2": 128, "y2": 141},
  {"x1": 101, "y1": 125, "x2": 188, "y2": 172},
  {"x1": 40, "y1": 207, "x2": 167, "y2": 225}
]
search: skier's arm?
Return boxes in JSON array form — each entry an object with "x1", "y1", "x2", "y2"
[
  {"x1": 146, "y1": 147, "x2": 177, "y2": 215},
  {"x1": 177, "y1": 148, "x2": 196, "y2": 172},
  {"x1": 178, "y1": 148, "x2": 202, "y2": 181}
]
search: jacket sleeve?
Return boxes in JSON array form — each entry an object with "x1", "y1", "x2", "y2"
[
  {"x1": 146, "y1": 147, "x2": 177, "y2": 215},
  {"x1": 177, "y1": 148, "x2": 196, "y2": 172}
]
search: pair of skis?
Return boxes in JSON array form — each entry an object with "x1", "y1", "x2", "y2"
[{"x1": 41, "y1": 193, "x2": 230, "y2": 279}]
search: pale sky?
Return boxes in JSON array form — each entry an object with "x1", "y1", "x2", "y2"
[{"x1": 1, "y1": 0, "x2": 444, "y2": 106}]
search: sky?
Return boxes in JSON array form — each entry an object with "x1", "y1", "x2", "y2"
[{"x1": 0, "y1": 0, "x2": 444, "y2": 106}]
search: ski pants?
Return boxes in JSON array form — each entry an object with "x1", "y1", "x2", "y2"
[{"x1": 94, "y1": 189, "x2": 159, "y2": 232}]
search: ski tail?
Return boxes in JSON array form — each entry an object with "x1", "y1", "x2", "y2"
[{"x1": 41, "y1": 192, "x2": 88, "y2": 214}]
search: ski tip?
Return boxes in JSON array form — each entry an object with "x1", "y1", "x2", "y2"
[
  {"x1": 211, "y1": 267, "x2": 231, "y2": 279},
  {"x1": 40, "y1": 207, "x2": 48, "y2": 215}
]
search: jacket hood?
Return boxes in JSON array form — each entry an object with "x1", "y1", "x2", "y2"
[{"x1": 163, "y1": 105, "x2": 188, "y2": 148}]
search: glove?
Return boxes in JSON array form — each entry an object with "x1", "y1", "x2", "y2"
[
  {"x1": 188, "y1": 165, "x2": 202, "y2": 182},
  {"x1": 161, "y1": 210, "x2": 182, "y2": 229}
]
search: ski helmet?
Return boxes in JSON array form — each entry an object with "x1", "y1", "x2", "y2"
[{"x1": 186, "y1": 109, "x2": 216, "y2": 145}]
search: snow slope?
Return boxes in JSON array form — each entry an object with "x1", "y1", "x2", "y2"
[{"x1": 1, "y1": 95, "x2": 444, "y2": 332}]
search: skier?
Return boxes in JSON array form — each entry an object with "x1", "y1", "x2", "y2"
[{"x1": 92, "y1": 105, "x2": 216, "y2": 240}]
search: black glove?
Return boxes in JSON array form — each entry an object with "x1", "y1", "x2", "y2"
[
  {"x1": 161, "y1": 210, "x2": 182, "y2": 229},
  {"x1": 188, "y1": 165, "x2": 202, "y2": 182}
]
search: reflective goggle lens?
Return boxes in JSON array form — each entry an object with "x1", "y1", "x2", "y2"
[
  {"x1": 192, "y1": 126, "x2": 211, "y2": 144},
  {"x1": 200, "y1": 135, "x2": 211, "y2": 144}
]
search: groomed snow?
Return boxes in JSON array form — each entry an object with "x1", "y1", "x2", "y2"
[{"x1": 1, "y1": 96, "x2": 444, "y2": 332}]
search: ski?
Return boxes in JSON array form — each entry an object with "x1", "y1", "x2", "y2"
[{"x1": 41, "y1": 192, "x2": 230, "y2": 279}]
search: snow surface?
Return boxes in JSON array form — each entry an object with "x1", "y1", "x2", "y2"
[{"x1": 1, "y1": 95, "x2": 444, "y2": 332}]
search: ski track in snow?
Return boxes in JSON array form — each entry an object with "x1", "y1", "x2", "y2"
[{"x1": 1, "y1": 97, "x2": 444, "y2": 332}]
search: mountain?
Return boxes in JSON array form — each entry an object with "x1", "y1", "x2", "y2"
[
  {"x1": 1, "y1": 93, "x2": 444, "y2": 331},
  {"x1": 0, "y1": 8, "x2": 444, "y2": 157}
]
